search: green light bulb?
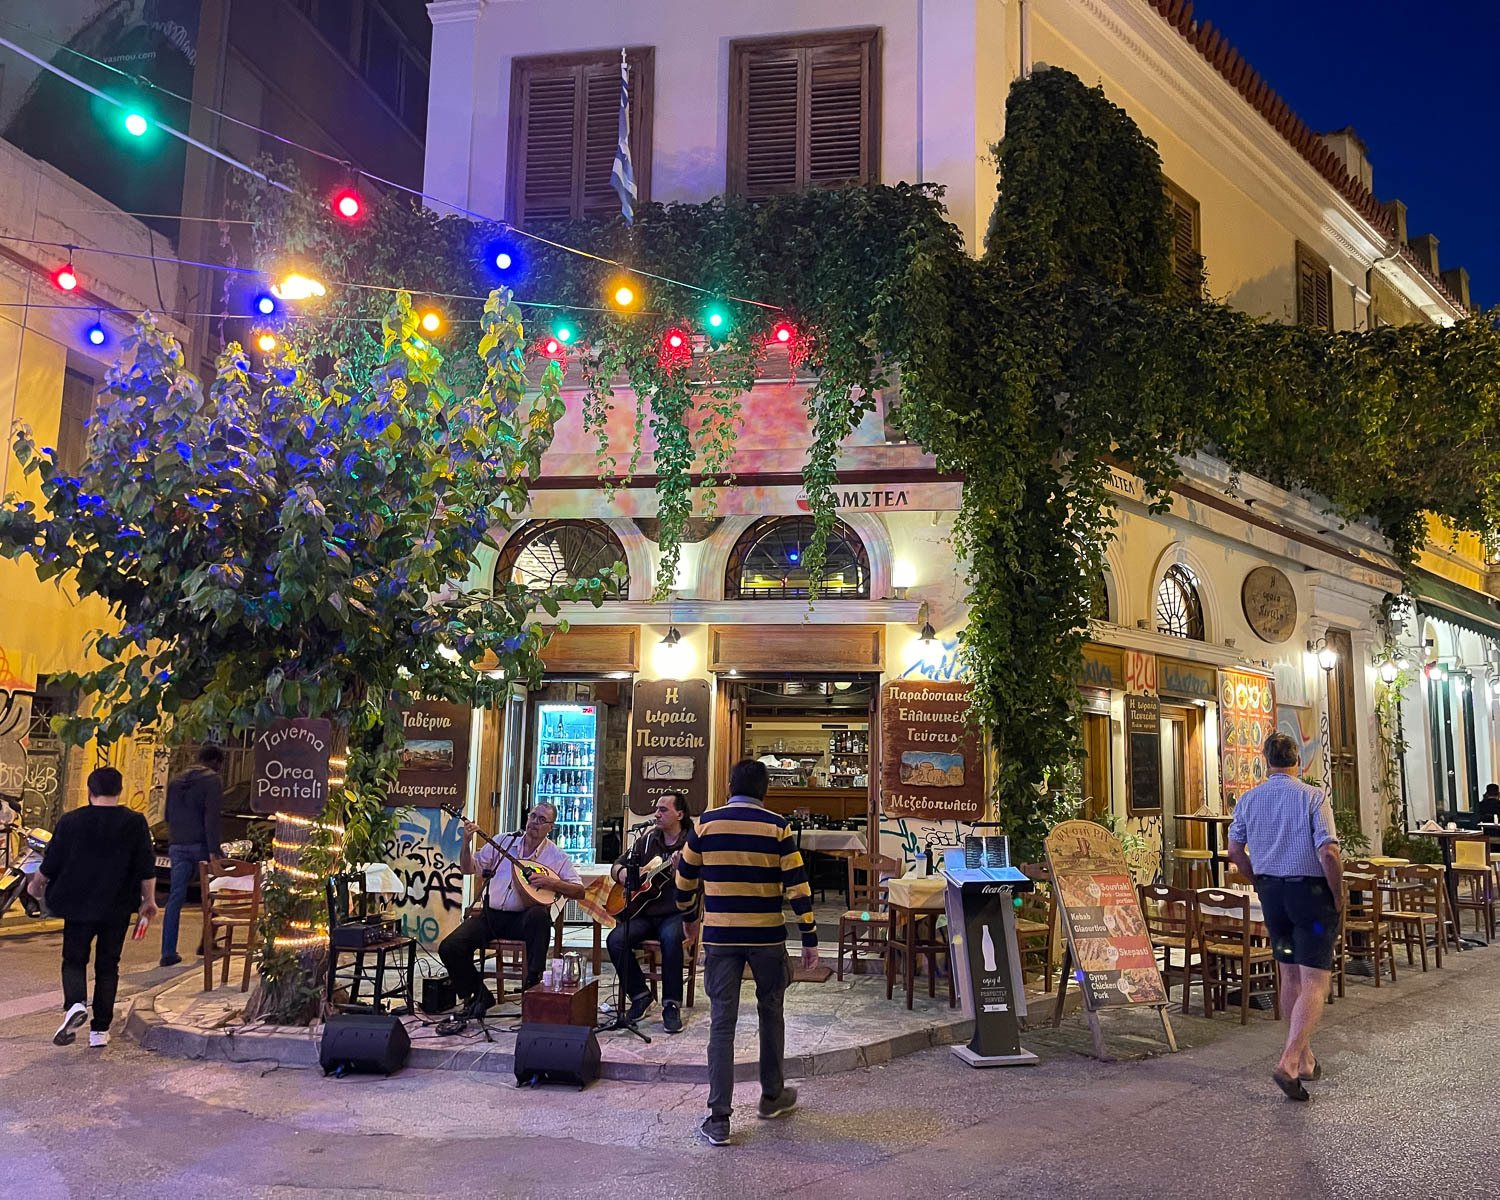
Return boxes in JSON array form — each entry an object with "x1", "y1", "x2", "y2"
[{"x1": 124, "y1": 112, "x2": 148, "y2": 137}]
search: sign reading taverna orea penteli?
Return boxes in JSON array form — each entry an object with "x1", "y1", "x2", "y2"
[
  {"x1": 880, "y1": 681, "x2": 983, "y2": 820},
  {"x1": 251, "y1": 717, "x2": 333, "y2": 815}
]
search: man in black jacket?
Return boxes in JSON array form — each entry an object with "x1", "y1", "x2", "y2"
[
  {"x1": 159, "y1": 744, "x2": 224, "y2": 967},
  {"x1": 29, "y1": 767, "x2": 156, "y2": 1047}
]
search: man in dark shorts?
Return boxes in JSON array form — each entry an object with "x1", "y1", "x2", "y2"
[{"x1": 1226, "y1": 732, "x2": 1342, "y2": 1101}]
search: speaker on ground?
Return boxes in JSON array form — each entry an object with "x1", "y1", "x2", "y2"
[
  {"x1": 320, "y1": 1013, "x2": 411, "y2": 1076},
  {"x1": 514, "y1": 1023, "x2": 601, "y2": 1088}
]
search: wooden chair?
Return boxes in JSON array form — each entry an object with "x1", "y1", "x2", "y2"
[
  {"x1": 1384, "y1": 865, "x2": 1445, "y2": 972},
  {"x1": 1328, "y1": 920, "x2": 1346, "y2": 1001},
  {"x1": 476, "y1": 906, "x2": 567, "y2": 1003},
  {"x1": 1196, "y1": 888, "x2": 1279, "y2": 1023},
  {"x1": 1342, "y1": 873, "x2": 1397, "y2": 986},
  {"x1": 199, "y1": 859, "x2": 262, "y2": 994},
  {"x1": 1452, "y1": 839, "x2": 1496, "y2": 939},
  {"x1": 641, "y1": 930, "x2": 701, "y2": 1007},
  {"x1": 836, "y1": 852, "x2": 901, "y2": 981},
  {"x1": 1172, "y1": 849, "x2": 1214, "y2": 891},
  {"x1": 1015, "y1": 863, "x2": 1057, "y2": 990},
  {"x1": 885, "y1": 902, "x2": 955, "y2": 1011},
  {"x1": 1138, "y1": 883, "x2": 1204, "y2": 1013}
]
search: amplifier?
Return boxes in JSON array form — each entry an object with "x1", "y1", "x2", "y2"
[{"x1": 331, "y1": 918, "x2": 398, "y2": 949}]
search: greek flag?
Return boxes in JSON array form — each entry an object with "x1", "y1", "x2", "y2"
[{"x1": 609, "y1": 50, "x2": 637, "y2": 225}]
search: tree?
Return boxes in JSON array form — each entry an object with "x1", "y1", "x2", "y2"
[{"x1": 0, "y1": 291, "x2": 616, "y2": 1019}]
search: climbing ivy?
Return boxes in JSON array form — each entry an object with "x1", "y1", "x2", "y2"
[{"x1": 230, "y1": 69, "x2": 1499, "y2": 861}]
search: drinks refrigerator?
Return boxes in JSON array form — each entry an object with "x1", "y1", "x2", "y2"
[{"x1": 532, "y1": 702, "x2": 600, "y2": 867}]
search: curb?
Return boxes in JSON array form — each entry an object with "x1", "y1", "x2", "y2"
[
  {"x1": 127, "y1": 983, "x2": 979, "y2": 1081},
  {"x1": 0, "y1": 917, "x2": 63, "y2": 940}
]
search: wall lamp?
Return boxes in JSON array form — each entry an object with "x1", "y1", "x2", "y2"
[{"x1": 1307, "y1": 636, "x2": 1337, "y2": 673}]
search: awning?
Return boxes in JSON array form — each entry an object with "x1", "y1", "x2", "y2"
[{"x1": 1412, "y1": 569, "x2": 1500, "y2": 643}]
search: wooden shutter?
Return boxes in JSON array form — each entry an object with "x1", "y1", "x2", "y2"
[
  {"x1": 1164, "y1": 182, "x2": 1201, "y2": 295},
  {"x1": 1296, "y1": 242, "x2": 1333, "y2": 329},
  {"x1": 57, "y1": 367, "x2": 96, "y2": 475},
  {"x1": 508, "y1": 50, "x2": 652, "y2": 224},
  {"x1": 730, "y1": 30, "x2": 878, "y2": 197}
]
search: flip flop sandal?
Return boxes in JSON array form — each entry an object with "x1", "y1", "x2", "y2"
[
  {"x1": 1273, "y1": 1069, "x2": 1310, "y2": 1101},
  {"x1": 1299, "y1": 1058, "x2": 1322, "y2": 1082}
]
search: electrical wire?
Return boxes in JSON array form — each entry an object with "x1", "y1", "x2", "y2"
[{"x1": 0, "y1": 20, "x2": 779, "y2": 312}]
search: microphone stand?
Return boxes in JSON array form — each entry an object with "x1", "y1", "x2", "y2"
[
  {"x1": 597, "y1": 841, "x2": 651, "y2": 1046},
  {"x1": 438, "y1": 830, "x2": 522, "y2": 1042}
]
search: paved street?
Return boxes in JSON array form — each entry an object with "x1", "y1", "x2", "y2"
[{"x1": 3, "y1": 923, "x2": 1497, "y2": 1199}]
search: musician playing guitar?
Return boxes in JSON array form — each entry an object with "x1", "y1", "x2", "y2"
[
  {"x1": 437, "y1": 801, "x2": 585, "y2": 1016},
  {"x1": 606, "y1": 791, "x2": 696, "y2": 1033}
]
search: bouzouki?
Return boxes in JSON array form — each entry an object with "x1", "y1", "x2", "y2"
[{"x1": 440, "y1": 804, "x2": 565, "y2": 916}]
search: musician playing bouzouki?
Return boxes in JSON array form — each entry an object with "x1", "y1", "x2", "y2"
[
  {"x1": 437, "y1": 802, "x2": 585, "y2": 1016},
  {"x1": 606, "y1": 791, "x2": 697, "y2": 1034}
]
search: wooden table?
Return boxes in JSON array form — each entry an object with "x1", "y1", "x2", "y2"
[
  {"x1": 1175, "y1": 813, "x2": 1234, "y2": 886},
  {"x1": 522, "y1": 977, "x2": 598, "y2": 1026},
  {"x1": 1409, "y1": 829, "x2": 1488, "y2": 948}
]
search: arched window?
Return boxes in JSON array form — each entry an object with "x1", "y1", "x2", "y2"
[
  {"x1": 1090, "y1": 571, "x2": 1112, "y2": 623},
  {"x1": 725, "y1": 516, "x2": 870, "y2": 600},
  {"x1": 1155, "y1": 563, "x2": 1204, "y2": 640},
  {"x1": 495, "y1": 520, "x2": 628, "y2": 597}
]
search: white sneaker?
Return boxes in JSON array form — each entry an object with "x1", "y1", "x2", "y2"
[
  {"x1": 53, "y1": 1002, "x2": 88, "y2": 1046},
  {"x1": 88, "y1": 1030, "x2": 110, "y2": 1048}
]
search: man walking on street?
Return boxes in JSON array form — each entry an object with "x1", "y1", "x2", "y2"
[
  {"x1": 1226, "y1": 732, "x2": 1342, "y2": 1101},
  {"x1": 28, "y1": 767, "x2": 157, "y2": 1047},
  {"x1": 675, "y1": 759, "x2": 819, "y2": 1146},
  {"x1": 160, "y1": 744, "x2": 224, "y2": 967}
]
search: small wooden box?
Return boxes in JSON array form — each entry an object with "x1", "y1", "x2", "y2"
[{"x1": 521, "y1": 978, "x2": 598, "y2": 1027}]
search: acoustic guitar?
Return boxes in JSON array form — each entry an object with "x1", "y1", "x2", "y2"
[
  {"x1": 440, "y1": 804, "x2": 566, "y2": 916},
  {"x1": 604, "y1": 855, "x2": 679, "y2": 923}
]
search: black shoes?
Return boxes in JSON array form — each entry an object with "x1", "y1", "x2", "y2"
[
  {"x1": 624, "y1": 991, "x2": 652, "y2": 1023},
  {"x1": 159, "y1": 954, "x2": 182, "y2": 968},
  {"x1": 464, "y1": 987, "x2": 496, "y2": 1017},
  {"x1": 757, "y1": 1087, "x2": 799, "y2": 1119},
  {"x1": 662, "y1": 1000, "x2": 682, "y2": 1034},
  {"x1": 697, "y1": 1116, "x2": 731, "y2": 1146}
]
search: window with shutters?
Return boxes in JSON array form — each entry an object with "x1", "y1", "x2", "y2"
[
  {"x1": 57, "y1": 366, "x2": 97, "y2": 475},
  {"x1": 728, "y1": 29, "x2": 879, "y2": 197},
  {"x1": 1295, "y1": 241, "x2": 1334, "y2": 330},
  {"x1": 1164, "y1": 181, "x2": 1202, "y2": 297},
  {"x1": 507, "y1": 49, "x2": 653, "y2": 225}
]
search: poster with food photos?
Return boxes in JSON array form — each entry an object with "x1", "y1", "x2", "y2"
[
  {"x1": 1044, "y1": 820, "x2": 1167, "y2": 1009},
  {"x1": 1218, "y1": 669, "x2": 1276, "y2": 809}
]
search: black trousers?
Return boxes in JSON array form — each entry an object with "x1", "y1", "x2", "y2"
[
  {"x1": 62, "y1": 915, "x2": 132, "y2": 1032},
  {"x1": 607, "y1": 910, "x2": 687, "y2": 1006},
  {"x1": 438, "y1": 905, "x2": 553, "y2": 1000}
]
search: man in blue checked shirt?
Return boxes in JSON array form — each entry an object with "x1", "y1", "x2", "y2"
[{"x1": 1226, "y1": 732, "x2": 1343, "y2": 1102}]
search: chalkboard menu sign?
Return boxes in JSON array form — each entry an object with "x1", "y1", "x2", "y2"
[
  {"x1": 1125, "y1": 693, "x2": 1161, "y2": 816},
  {"x1": 629, "y1": 679, "x2": 711, "y2": 816},
  {"x1": 1044, "y1": 820, "x2": 1167, "y2": 1010}
]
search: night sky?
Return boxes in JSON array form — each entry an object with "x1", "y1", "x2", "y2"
[{"x1": 1189, "y1": 1, "x2": 1497, "y2": 308}]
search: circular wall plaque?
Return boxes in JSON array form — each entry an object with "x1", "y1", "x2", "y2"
[{"x1": 1241, "y1": 566, "x2": 1296, "y2": 643}]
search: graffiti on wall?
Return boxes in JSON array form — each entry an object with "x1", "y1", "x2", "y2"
[{"x1": 381, "y1": 807, "x2": 467, "y2": 948}]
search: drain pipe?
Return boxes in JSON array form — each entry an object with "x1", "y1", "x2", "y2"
[{"x1": 1019, "y1": 0, "x2": 1031, "y2": 78}]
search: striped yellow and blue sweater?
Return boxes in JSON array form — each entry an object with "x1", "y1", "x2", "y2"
[{"x1": 674, "y1": 799, "x2": 817, "y2": 948}]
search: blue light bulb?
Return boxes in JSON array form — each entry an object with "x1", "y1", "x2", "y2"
[{"x1": 86, "y1": 323, "x2": 106, "y2": 346}]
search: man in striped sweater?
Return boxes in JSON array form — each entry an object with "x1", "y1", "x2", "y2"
[{"x1": 675, "y1": 758, "x2": 819, "y2": 1147}]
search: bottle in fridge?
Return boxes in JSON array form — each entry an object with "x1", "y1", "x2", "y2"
[{"x1": 532, "y1": 702, "x2": 600, "y2": 866}]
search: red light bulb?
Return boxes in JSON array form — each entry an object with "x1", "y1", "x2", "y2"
[
  {"x1": 770, "y1": 320, "x2": 795, "y2": 345},
  {"x1": 668, "y1": 332, "x2": 684, "y2": 348},
  {"x1": 53, "y1": 264, "x2": 79, "y2": 292},
  {"x1": 332, "y1": 188, "x2": 362, "y2": 220},
  {"x1": 543, "y1": 338, "x2": 562, "y2": 357}
]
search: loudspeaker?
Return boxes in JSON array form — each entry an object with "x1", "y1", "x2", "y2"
[
  {"x1": 421, "y1": 975, "x2": 457, "y2": 1014},
  {"x1": 514, "y1": 1023, "x2": 601, "y2": 1088},
  {"x1": 320, "y1": 1013, "x2": 411, "y2": 1077}
]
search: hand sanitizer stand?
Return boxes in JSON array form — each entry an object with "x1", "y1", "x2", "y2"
[{"x1": 943, "y1": 848, "x2": 1039, "y2": 1067}]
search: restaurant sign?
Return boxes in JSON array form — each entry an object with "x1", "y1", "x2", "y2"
[
  {"x1": 630, "y1": 679, "x2": 711, "y2": 816},
  {"x1": 1044, "y1": 820, "x2": 1167, "y2": 1010},
  {"x1": 251, "y1": 718, "x2": 333, "y2": 815},
  {"x1": 1079, "y1": 643, "x2": 1124, "y2": 690},
  {"x1": 388, "y1": 700, "x2": 473, "y2": 810},
  {"x1": 1242, "y1": 566, "x2": 1297, "y2": 644},
  {"x1": 1124, "y1": 693, "x2": 1161, "y2": 816},
  {"x1": 880, "y1": 681, "x2": 983, "y2": 821}
]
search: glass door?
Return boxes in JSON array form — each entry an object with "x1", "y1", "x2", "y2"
[{"x1": 533, "y1": 702, "x2": 599, "y2": 867}]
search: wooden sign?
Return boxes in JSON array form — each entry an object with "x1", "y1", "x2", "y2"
[
  {"x1": 629, "y1": 679, "x2": 711, "y2": 815},
  {"x1": 1242, "y1": 566, "x2": 1297, "y2": 644},
  {"x1": 388, "y1": 700, "x2": 473, "y2": 811},
  {"x1": 1124, "y1": 693, "x2": 1161, "y2": 816},
  {"x1": 879, "y1": 681, "x2": 983, "y2": 821},
  {"x1": 251, "y1": 718, "x2": 333, "y2": 816},
  {"x1": 1045, "y1": 819, "x2": 1174, "y2": 1058}
]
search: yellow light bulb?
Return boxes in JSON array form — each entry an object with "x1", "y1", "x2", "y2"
[
  {"x1": 420, "y1": 311, "x2": 443, "y2": 333},
  {"x1": 256, "y1": 332, "x2": 277, "y2": 353},
  {"x1": 613, "y1": 285, "x2": 635, "y2": 308}
]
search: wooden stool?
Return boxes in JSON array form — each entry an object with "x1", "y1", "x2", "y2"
[
  {"x1": 1172, "y1": 849, "x2": 1214, "y2": 891},
  {"x1": 884, "y1": 903, "x2": 955, "y2": 1010}
]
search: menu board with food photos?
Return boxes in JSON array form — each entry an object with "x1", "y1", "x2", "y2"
[
  {"x1": 1044, "y1": 820, "x2": 1167, "y2": 1010},
  {"x1": 1219, "y1": 669, "x2": 1276, "y2": 808}
]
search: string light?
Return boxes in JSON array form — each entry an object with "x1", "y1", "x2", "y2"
[
  {"x1": 551, "y1": 319, "x2": 575, "y2": 345},
  {"x1": 273, "y1": 931, "x2": 329, "y2": 950},
  {"x1": 123, "y1": 111, "x2": 148, "y2": 137},
  {"x1": 272, "y1": 273, "x2": 326, "y2": 300},
  {"x1": 255, "y1": 331, "x2": 277, "y2": 353},
  {"x1": 419, "y1": 309, "x2": 444, "y2": 334},
  {"x1": 609, "y1": 279, "x2": 640, "y2": 310},
  {"x1": 332, "y1": 187, "x2": 363, "y2": 220},
  {"x1": 703, "y1": 302, "x2": 730, "y2": 336},
  {"x1": 52, "y1": 262, "x2": 79, "y2": 292},
  {"x1": 253, "y1": 292, "x2": 277, "y2": 316},
  {"x1": 86, "y1": 321, "x2": 106, "y2": 347},
  {"x1": 770, "y1": 320, "x2": 796, "y2": 345}
]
